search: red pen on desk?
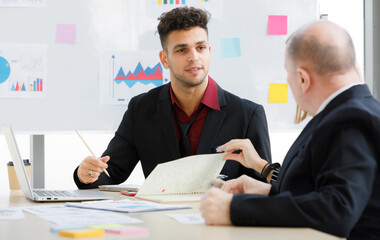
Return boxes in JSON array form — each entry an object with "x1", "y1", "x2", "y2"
[{"x1": 120, "y1": 190, "x2": 137, "y2": 197}]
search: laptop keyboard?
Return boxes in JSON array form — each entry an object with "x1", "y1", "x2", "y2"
[{"x1": 33, "y1": 190, "x2": 76, "y2": 198}]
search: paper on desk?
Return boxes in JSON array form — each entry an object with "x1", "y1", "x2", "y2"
[
  {"x1": 41, "y1": 210, "x2": 142, "y2": 225},
  {"x1": 66, "y1": 199, "x2": 190, "y2": 213},
  {"x1": 166, "y1": 213, "x2": 205, "y2": 225},
  {"x1": 22, "y1": 201, "x2": 113, "y2": 216},
  {"x1": 21, "y1": 204, "x2": 142, "y2": 225},
  {"x1": 22, "y1": 204, "x2": 93, "y2": 216},
  {"x1": 0, "y1": 208, "x2": 24, "y2": 220}
]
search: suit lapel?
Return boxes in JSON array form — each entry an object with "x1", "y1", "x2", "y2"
[
  {"x1": 156, "y1": 84, "x2": 181, "y2": 160},
  {"x1": 197, "y1": 108, "x2": 226, "y2": 154},
  {"x1": 197, "y1": 85, "x2": 227, "y2": 154},
  {"x1": 276, "y1": 117, "x2": 319, "y2": 189}
]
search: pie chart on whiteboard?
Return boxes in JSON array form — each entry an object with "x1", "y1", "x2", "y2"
[{"x1": 0, "y1": 56, "x2": 11, "y2": 84}]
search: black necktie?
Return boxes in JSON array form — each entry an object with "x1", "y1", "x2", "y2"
[{"x1": 176, "y1": 106, "x2": 204, "y2": 158}]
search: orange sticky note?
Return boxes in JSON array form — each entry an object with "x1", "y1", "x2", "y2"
[{"x1": 268, "y1": 83, "x2": 288, "y2": 103}]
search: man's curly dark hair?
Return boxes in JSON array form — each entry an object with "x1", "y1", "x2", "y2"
[{"x1": 157, "y1": 6, "x2": 210, "y2": 50}]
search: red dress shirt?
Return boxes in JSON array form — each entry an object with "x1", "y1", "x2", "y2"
[{"x1": 170, "y1": 76, "x2": 220, "y2": 155}]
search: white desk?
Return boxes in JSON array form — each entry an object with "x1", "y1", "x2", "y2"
[{"x1": 0, "y1": 190, "x2": 345, "y2": 240}]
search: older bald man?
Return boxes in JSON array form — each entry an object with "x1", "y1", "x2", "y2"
[{"x1": 200, "y1": 20, "x2": 380, "y2": 240}]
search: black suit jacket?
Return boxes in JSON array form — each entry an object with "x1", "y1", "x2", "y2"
[
  {"x1": 230, "y1": 85, "x2": 380, "y2": 239},
  {"x1": 74, "y1": 83, "x2": 271, "y2": 188}
]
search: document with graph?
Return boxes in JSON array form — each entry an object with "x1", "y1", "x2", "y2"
[{"x1": 135, "y1": 153, "x2": 225, "y2": 203}]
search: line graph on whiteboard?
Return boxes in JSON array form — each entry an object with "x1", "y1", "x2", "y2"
[{"x1": 99, "y1": 51, "x2": 170, "y2": 105}]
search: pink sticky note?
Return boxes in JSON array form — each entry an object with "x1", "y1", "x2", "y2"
[
  {"x1": 56, "y1": 24, "x2": 76, "y2": 44},
  {"x1": 105, "y1": 226, "x2": 149, "y2": 235},
  {"x1": 268, "y1": 15, "x2": 287, "y2": 35}
]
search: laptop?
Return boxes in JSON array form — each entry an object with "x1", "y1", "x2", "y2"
[{"x1": 2, "y1": 125, "x2": 113, "y2": 202}]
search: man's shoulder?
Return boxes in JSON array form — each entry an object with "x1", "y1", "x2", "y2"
[
  {"x1": 317, "y1": 93, "x2": 380, "y2": 135},
  {"x1": 130, "y1": 84, "x2": 169, "y2": 104},
  {"x1": 331, "y1": 84, "x2": 380, "y2": 119},
  {"x1": 329, "y1": 92, "x2": 380, "y2": 119},
  {"x1": 220, "y1": 87, "x2": 262, "y2": 111}
]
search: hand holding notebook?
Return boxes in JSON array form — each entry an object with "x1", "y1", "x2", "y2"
[{"x1": 135, "y1": 153, "x2": 226, "y2": 202}]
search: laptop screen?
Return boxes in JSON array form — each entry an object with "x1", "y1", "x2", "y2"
[{"x1": 2, "y1": 125, "x2": 34, "y2": 199}]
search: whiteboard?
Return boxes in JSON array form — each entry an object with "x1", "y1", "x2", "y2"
[{"x1": 0, "y1": 0, "x2": 318, "y2": 133}]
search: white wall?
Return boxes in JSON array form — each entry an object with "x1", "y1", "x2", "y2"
[{"x1": 0, "y1": 0, "x2": 364, "y2": 193}]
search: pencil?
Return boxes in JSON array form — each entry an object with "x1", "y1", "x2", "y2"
[{"x1": 75, "y1": 130, "x2": 111, "y2": 178}]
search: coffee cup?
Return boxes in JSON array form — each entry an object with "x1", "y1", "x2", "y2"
[{"x1": 7, "y1": 159, "x2": 31, "y2": 190}]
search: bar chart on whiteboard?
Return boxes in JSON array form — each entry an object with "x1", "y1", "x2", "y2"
[
  {"x1": 146, "y1": 0, "x2": 223, "y2": 19},
  {"x1": 99, "y1": 51, "x2": 170, "y2": 105},
  {"x1": 0, "y1": 0, "x2": 46, "y2": 7},
  {"x1": 0, "y1": 44, "x2": 47, "y2": 99}
]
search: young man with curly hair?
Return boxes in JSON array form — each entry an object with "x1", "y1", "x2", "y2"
[{"x1": 73, "y1": 7, "x2": 271, "y2": 188}]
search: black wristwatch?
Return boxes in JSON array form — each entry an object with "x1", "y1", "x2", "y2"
[{"x1": 261, "y1": 162, "x2": 281, "y2": 183}]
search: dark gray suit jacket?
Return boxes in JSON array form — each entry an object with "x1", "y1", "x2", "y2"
[
  {"x1": 74, "y1": 83, "x2": 271, "y2": 188},
  {"x1": 230, "y1": 85, "x2": 380, "y2": 239}
]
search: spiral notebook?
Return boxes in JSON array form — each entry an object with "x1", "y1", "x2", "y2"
[
  {"x1": 98, "y1": 184, "x2": 140, "y2": 192},
  {"x1": 135, "y1": 153, "x2": 225, "y2": 203}
]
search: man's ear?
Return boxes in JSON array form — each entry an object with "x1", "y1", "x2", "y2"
[
  {"x1": 297, "y1": 67, "x2": 311, "y2": 94},
  {"x1": 159, "y1": 50, "x2": 169, "y2": 69}
]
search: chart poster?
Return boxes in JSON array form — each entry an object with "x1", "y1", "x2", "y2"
[
  {"x1": 99, "y1": 51, "x2": 170, "y2": 105},
  {"x1": 0, "y1": 0, "x2": 46, "y2": 7},
  {"x1": 0, "y1": 44, "x2": 47, "y2": 99},
  {"x1": 146, "y1": 0, "x2": 223, "y2": 19}
]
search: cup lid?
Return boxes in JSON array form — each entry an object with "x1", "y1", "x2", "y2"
[{"x1": 7, "y1": 159, "x2": 30, "y2": 166}]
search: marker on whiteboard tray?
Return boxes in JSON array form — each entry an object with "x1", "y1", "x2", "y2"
[{"x1": 75, "y1": 130, "x2": 111, "y2": 178}]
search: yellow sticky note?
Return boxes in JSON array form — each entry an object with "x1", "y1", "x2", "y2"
[
  {"x1": 59, "y1": 229, "x2": 104, "y2": 238},
  {"x1": 268, "y1": 83, "x2": 288, "y2": 103}
]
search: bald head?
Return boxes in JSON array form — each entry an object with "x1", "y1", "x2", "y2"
[{"x1": 286, "y1": 21, "x2": 356, "y2": 77}]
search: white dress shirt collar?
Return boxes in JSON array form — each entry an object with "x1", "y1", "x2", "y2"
[{"x1": 316, "y1": 83, "x2": 362, "y2": 115}]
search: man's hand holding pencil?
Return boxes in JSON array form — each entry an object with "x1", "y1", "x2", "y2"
[
  {"x1": 75, "y1": 130, "x2": 111, "y2": 184},
  {"x1": 77, "y1": 155, "x2": 110, "y2": 184}
]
